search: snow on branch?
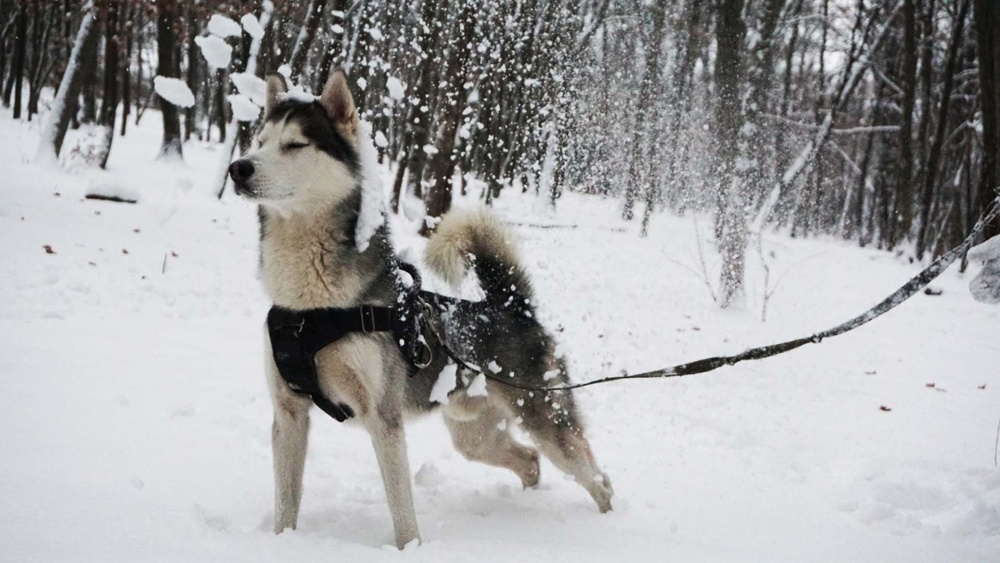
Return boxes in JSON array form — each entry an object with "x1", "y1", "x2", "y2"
[{"x1": 153, "y1": 77, "x2": 195, "y2": 108}]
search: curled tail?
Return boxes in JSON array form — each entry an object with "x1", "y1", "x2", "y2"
[{"x1": 425, "y1": 208, "x2": 533, "y2": 309}]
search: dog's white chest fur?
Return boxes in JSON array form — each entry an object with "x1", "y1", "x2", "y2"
[{"x1": 260, "y1": 213, "x2": 363, "y2": 310}]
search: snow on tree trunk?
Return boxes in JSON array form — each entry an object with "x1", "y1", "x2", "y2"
[
  {"x1": 34, "y1": 8, "x2": 98, "y2": 165},
  {"x1": 157, "y1": 0, "x2": 184, "y2": 159}
]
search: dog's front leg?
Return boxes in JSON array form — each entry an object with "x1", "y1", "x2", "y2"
[
  {"x1": 264, "y1": 330, "x2": 311, "y2": 534},
  {"x1": 368, "y1": 413, "x2": 421, "y2": 548}
]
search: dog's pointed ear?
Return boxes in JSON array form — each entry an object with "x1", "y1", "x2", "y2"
[
  {"x1": 265, "y1": 74, "x2": 288, "y2": 117},
  {"x1": 319, "y1": 68, "x2": 359, "y2": 140}
]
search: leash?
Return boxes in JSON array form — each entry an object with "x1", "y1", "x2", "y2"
[{"x1": 453, "y1": 196, "x2": 1000, "y2": 393}]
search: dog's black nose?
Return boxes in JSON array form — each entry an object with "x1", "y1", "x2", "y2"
[{"x1": 229, "y1": 159, "x2": 255, "y2": 184}]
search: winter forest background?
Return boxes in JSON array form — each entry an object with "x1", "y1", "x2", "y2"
[
  {"x1": 7, "y1": 0, "x2": 1000, "y2": 309},
  {"x1": 3, "y1": 1, "x2": 1000, "y2": 559}
]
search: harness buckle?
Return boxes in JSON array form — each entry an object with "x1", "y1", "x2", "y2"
[{"x1": 360, "y1": 304, "x2": 376, "y2": 333}]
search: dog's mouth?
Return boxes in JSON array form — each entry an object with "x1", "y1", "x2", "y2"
[{"x1": 232, "y1": 181, "x2": 256, "y2": 198}]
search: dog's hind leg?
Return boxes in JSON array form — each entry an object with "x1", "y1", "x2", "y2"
[
  {"x1": 367, "y1": 408, "x2": 421, "y2": 548},
  {"x1": 443, "y1": 394, "x2": 540, "y2": 489},
  {"x1": 264, "y1": 330, "x2": 312, "y2": 534},
  {"x1": 513, "y1": 389, "x2": 614, "y2": 513}
]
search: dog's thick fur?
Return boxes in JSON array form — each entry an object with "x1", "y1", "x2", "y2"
[{"x1": 230, "y1": 68, "x2": 613, "y2": 548}]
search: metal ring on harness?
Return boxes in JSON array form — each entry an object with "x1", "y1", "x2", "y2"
[{"x1": 413, "y1": 340, "x2": 433, "y2": 368}]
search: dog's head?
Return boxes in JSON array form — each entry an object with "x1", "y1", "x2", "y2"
[{"x1": 229, "y1": 68, "x2": 360, "y2": 214}]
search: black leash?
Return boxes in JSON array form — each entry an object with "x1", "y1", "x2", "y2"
[{"x1": 459, "y1": 196, "x2": 1000, "y2": 393}]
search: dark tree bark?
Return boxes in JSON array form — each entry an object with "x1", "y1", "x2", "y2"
[
  {"x1": 714, "y1": 0, "x2": 748, "y2": 308},
  {"x1": 421, "y1": 0, "x2": 475, "y2": 235},
  {"x1": 915, "y1": 0, "x2": 970, "y2": 258},
  {"x1": 96, "y1": 0, "x2": 121, "y2": 169},
  {"x1": 9, "y1": 3, "x2": 26, "y2": 117},
  {"x1": 288, "y1": 0, "x2": 327, "y2": 80},
  {"x1": 894, "y1": 0, "x2": 917, "y2": 244},
  {"x1": 184, "y1": 0, "x2": 198, "y2": 140},
  {"x1": 404, "y1": 0, "x2": 440, "y2": 201},
  {"x1": 635, "y1": 0, "x2": 667, "y2": 232},
  {"x1": 27, "y1": 0, "x2": 55, "y2": 121},
  {"x1": 120, "y1": 3, "x2": 132, "y2": 137},
  {"x1": 974, "y1": 0, "x2": 1000, "y2": 240},
  {"x1": 157, "y1": 0, "x2": 183, "y2": 159}
]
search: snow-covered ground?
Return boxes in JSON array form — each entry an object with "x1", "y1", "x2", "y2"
[{"x1": 2, "y1": 109, "x2": 998, "y2": 562}]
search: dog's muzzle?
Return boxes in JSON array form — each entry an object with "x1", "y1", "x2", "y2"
[{"x1": 229, "y1": 159, "x2": 255, "y2": 195}]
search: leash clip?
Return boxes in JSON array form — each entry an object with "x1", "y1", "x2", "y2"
[{"x1": 413, "y1": 339, "x2": 433, "y2": 369}]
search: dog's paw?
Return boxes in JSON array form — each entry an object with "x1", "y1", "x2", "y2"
[
  {"x1": 519, "y1": 450, "x2": 541, "y2": 489},
  {"x1": 588, "y1": 472, "x2": 614, "y2": 513}
]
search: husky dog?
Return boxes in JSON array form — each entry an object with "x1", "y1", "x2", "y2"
[{"x1": 229, "y1": 68, "x2": 613, "y2": 548}]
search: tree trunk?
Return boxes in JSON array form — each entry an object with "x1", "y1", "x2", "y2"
[
  {"x1": 915, "y1": 0, "x2": 970, "y2": 258},
  {"x1": 120, "y1": 2, "x2": 132, "y2": 137},
  {"x1": 404, "y1": 0, "x2": 440, "y2": 202},
  {"x1": 289, "y1": 0, "x2": 327, "y2": 81},
  {"x1": 974, "y1": 0, "x2": 1000, "y2": 240},
  {"x1": 638, "y1": 0, "x2": 668, "y2": 234},
  {"x1": 9, "y1": 3, "x2": 26, "y2": 118},
  {"x1": 96, "y1": 0, "x2": 121, "y2": 169},
  {"x1": 894, "y1": 0, "x2": 917, "y2": 244},
  {"x1": 157, "y1": 0, "x2": 183, "y2": 159},
  {"x1": 34, "y1": 7, "x2": 99, "y2": 163},
  {"x1": 27, "y1": 0, "x2": 54, "y2": 121},
  {"x1": 421, "y1": 0, "x2": 475, "y2": 236},
  {"x1": 714, "y1": 0, "x2": 747, "y2": 308},
  {"x1": 184, "y1": 0, "x2": 198, "y2": 141}
]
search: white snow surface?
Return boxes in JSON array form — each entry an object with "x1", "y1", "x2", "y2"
[
  {"x1": 207, "y1": 14, "x2": 243, "y2": 38},
  {"x1": 194, "y1": 35, "x2": 232, "y2": 70},
  {"x1": 240, "y1": 13, "x2": 265, "y2": 40},
  {"x1": 153, "y1": 76, "x2": 195, "y2": 108},
  {"x1": 227, "y1": 94, "x2": 261, "y2": 122},
  {"x1": 230, "y1": 72, "x2": 268, "y2": 107},
  {"x1": 354, "y1": 120, "x2": 387, "y2": 252},
  {"x1": 1, "y1": 108, "x2": 1000, "y2": 562},
  {"x1": 970, "y1": 234, "x2": 1000, "y2": 262}
]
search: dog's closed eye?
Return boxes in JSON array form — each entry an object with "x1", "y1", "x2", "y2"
[{"x1": 283, "y1": 142, "x2": 310, "y2": 150}]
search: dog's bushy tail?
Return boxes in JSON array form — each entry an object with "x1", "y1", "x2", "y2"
[{"x1": 425, "y1": 208, "x2": 533, "y2": 310}]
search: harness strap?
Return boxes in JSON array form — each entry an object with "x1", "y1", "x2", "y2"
[
  {"x1": 268, "y1": 305, "x2": 394, "y2": 422},
  {"x1": 266, "y1": 261, "x2": 434, "y2": 423}
]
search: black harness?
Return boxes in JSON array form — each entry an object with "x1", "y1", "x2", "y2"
[{"x1": 266, "y1": 262, "x2": 432, "y2": 422}]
